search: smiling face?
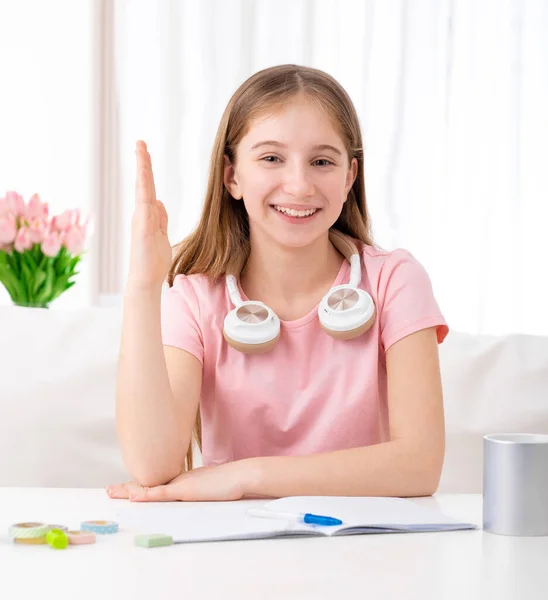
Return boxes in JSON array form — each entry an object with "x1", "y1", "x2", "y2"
[{"x1": 224, "y1": 96, "x2": 358, "y2": 249}]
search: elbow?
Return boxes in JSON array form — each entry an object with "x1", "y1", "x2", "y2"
[
  {"x1": 415, "y1": 475, "x2": 441, "y2": 497},
  {"x1": 399, "y1": 473, "x2": 441, "y2": 498},
  {"x1": 412, "y1": 456, "x2": 444, "y2": 497},
  {"x1": 126, "y1": 461, "x2": 184, "y2": 488},
  {"x1": 132, "y1": 469, "x2": 182, "y2": 488},
  {"x1": 401, "y1": 441, "x2": 445, "y2": 497},
  {"x1": 118, "y1": 440, "x2": 188, "y2": 488},
  {"x1": 133, "y1": 475, "x2": 169, "y2": 488}
]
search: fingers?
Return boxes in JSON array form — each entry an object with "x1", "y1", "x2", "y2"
[
  {"x1": 105, "y1": 483, "x2": 128, "y2": 498},
  {"x1": 135, "y1": 140, "x2": 157, "y2": 205},
  {"x1": 106, "y1": 480, "x2": 180, "y2": 502},
  {"x1": 129, "y1": 484, "x2": 178, "y2": 503},
  {"x1": 105, "y1": 481, "x2": 141, "y2": 499}
]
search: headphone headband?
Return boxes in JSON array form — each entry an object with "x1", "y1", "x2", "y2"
[
  {"x1": 327, "y1": 229, "x2": 361, "y2": 287},
  {"x1": 327, "y1": 228, "x2": 359, "y2": 260}
]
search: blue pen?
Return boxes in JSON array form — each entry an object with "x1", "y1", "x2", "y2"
[{"x1": 247, "y1": 507, "x2": 343, "y2": 526}]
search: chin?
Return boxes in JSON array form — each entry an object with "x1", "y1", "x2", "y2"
[{"x1": 269, "y1": 227, "x2": 329, "y2": 250}]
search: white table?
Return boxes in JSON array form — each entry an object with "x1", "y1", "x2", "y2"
[{"x1": 1, "y1": 488, "x2": 547, "y2": 600}]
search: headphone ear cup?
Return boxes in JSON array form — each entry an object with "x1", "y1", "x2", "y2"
[
  {"x1": 223, "y1": 303, "x2": 281, "y2": 354},
  {"x1": 318, "y1": 287, "x2": 375, "y2": 340},
  {"x1": 222, "y1": 328, "x2": 280, "y2": 353},
  {"x1": 320, "y1": 308, "x2": 375, "y2": 339}
]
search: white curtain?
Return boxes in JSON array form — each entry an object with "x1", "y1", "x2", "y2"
[{"x1": 113, "y1": 0, "x2": 547, "y2": 336}]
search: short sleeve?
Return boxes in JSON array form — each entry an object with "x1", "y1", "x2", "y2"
[
  {"x1": 160, "y1": 275, "x2": 204, "y2": 364},
  {"x1": 378, "y1": 249, "x2": 449, "y2": 352}
]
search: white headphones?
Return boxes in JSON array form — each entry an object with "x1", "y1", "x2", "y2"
[{"x1": 223, "y1": 229, "x2": 376, "y2": 354}]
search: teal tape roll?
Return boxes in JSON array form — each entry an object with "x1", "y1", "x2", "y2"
[{"x1": 80, "y1": 520, "x2": 119, "y2": 534}]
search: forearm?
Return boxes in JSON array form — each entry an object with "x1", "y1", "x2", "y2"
[
  {"x1": 246, "y1": 439, "x2": 443, "y2": 499},
  {"x1": 116, "y1": 288, "x2": 186, "y2": 486}
]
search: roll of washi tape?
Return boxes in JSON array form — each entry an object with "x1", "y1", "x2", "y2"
[
  {"x1": 80, "y1": 520, "x2": 119, "y2": 534},
  {"x1": 46, "y1": 528, "x2": 69, "y2": 550},
  {"x1": 67, "y1": 530, "x2": 96, "y2": 545},
  {"x1": 9, "y1": 522, "x2": 49, "y2": 544},
  {"x1": 13, "y1": 536, "x2": 47, "y2": 545}
]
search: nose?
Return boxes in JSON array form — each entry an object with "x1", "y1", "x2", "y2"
[{"x1": 282, "y1": 164, "x2": 315, "y2": 198}]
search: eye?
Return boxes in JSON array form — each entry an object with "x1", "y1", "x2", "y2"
[
  {"x1": 313, "y1": 159, "x2": 334, "y2": 167},
  {"x1": 261, "y1": 155, "x2": 281, "y2": 163}
]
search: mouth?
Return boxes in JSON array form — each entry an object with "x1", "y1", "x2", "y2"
[{"x1": 270, "y1": 204, "x2": 321, "y2": 222}]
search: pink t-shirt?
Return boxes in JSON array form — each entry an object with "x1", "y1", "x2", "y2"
[{"x1": 161, "y1": 241, "x2": 448, "y2": 467}]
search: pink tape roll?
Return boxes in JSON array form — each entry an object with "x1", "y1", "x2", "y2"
[{"x1": 67, "y1": 530, "x2": 96, "y2": 545}]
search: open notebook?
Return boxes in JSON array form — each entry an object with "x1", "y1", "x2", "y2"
[{"x1": 116, "y1": 496, "x2": 478, "y2": 544}]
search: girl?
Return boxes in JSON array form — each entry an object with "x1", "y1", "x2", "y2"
[{"x1": 108, "y1": 64, "x2": 448, "y2": 503}]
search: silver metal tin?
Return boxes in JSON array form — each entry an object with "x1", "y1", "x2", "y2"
[{"x1": 483, "y1": 433, "x2": 548, "y2": 536}]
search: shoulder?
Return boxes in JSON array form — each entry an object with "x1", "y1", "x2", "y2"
[
  {"x1": 169, "y1": 272, "x2": 221, "y2": 297},
  {"x1": 357, "y1": 241, "x2": 429, "y2": 288},
  {"x1": 354, "y1": 241, "x2": 448, "y2": 347},
  {"x1": 163, "y1": 272, "x2": 228, "y2": 316}
]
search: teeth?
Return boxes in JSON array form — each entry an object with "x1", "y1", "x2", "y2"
[{"x1": 273, "y1": 205, "x2": 318, "y2": 218}]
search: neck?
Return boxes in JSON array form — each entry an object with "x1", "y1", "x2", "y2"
[{"x1": 240, "y1": 230, "x2": 343, "y2": 302}]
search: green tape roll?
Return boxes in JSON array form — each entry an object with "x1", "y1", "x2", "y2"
[{"x1": 9, "y1": 522, "x2": 49, "y2": 541}]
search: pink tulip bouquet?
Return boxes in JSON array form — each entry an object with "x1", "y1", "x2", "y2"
[{"x1": 0, "y1": 191, "x2": 92, "y2": 308}]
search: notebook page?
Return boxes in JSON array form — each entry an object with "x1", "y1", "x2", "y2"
[
  {"x1": 116, "y1": 501, "x2": 310, "y2": 543},
  {"x1": 265, "y1": 496, "x2": 475, "y2": 531}
]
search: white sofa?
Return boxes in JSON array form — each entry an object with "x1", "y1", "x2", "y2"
[{"x1": 1, "y1": 304, "x2": 547, "y2": 492}]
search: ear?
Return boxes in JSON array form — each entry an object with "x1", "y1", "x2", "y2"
[
  {"x1": 223, "y1": 155, "x2": 242, "y2": 200},
  {"x1": 344, "y1": 158, "x2": 358, "y2": 201}
]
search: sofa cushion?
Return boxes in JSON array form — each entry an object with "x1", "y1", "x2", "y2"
[
  {"x1": 0, "y1": 305, "x2": 129, "y2": 487},
  {"x1": 1, "y1": 304, "x2": 547, "y2": 492},
  {"x1": 437, "y1": 331, "x2": 548, "y2": 492}
]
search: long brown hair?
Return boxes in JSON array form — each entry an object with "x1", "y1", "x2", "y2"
[{"x1": 167, "y1": 64, "x2": 374, "y2": 471}]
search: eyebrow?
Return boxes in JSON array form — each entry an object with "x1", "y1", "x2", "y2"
[{"x1": 250, "y1": 140, "x2": 342, "y2": 156}]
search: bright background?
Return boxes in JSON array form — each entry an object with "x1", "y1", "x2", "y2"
[{"x1": 1, "y1": 0, "x2": 547, "y2": 334}]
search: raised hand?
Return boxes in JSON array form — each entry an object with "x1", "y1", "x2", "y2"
[{"x1": 127, "y1": 140, "x2": 172, "y2": 291}]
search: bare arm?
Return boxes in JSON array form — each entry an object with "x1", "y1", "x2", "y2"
[
  {"x1": 116, "y1": 288, "x2": 201, "y2": 487},
  {"x1": 244, "y1": 327, "x2": 445, "y2": 498},
  {"x1": 115, "y1": 140, "x2": 202, "y2": 487}
]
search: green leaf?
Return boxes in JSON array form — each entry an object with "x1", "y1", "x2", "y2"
[
  {"x1": 50, "y1": 276, "x2": 76, "y2": 302},
  {"x1": 0, "y1": 264, "x2": 25, "y2": 303},
  {"x1": 51, "y1": 274, "x2": 68, "y2": 299},
  {"x1": 34, "y1": 258, "x2": 55, "y2": 305},
  {"x1": 15, "y1": 257, "x2": 28, "y2": 304},
  {"x1": 54, "y1": 247, "x2": 69, "y2": 275},
  {"x1": 0, "y1": 267, "x2": 19, "y2": 300},
  {"x1": 20, "y1": 261, "x2": 34, "y2": 302},
  {"x1": 0, "y1": 253, "x2": 18, "y2": 301},
  {"x1": 32, "y1": 269, "x2": 47, "y2": 295},
  {"x1": 20, "y1": 252, "x2": 39, "y2": 303},
  {"x1": 56, "y1": 253, "x2": 80, "y2": 277},
  {"x1": 22, "y1": 250, "x2": 37, "y2": 272},
  {"x1": 6, "y1": 251, "x2": 20, "y2": 277},
  {"x1": 69, "y1": 255, "x2": 81, "y2": 270}
]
